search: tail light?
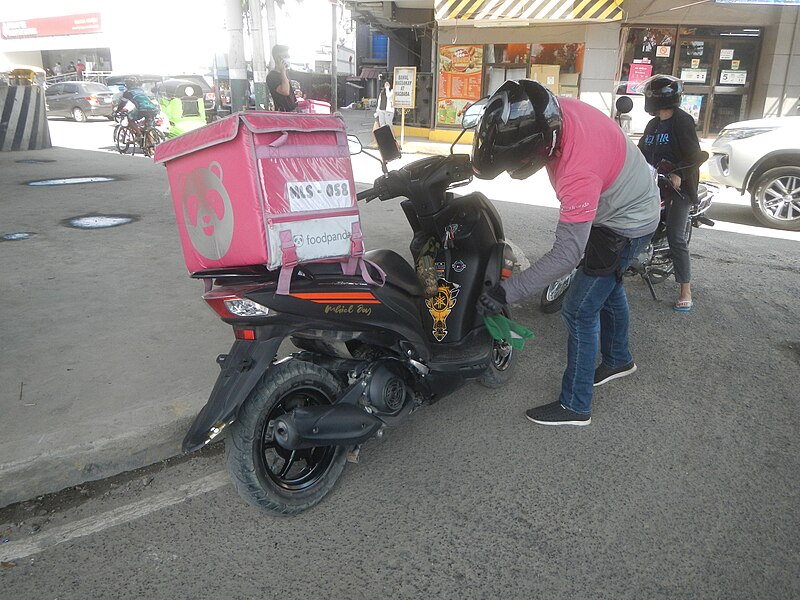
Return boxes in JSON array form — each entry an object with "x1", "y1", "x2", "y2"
[
  {"x1": 204, "y1": 288, "x2": 271, "y2": 319},
  {"x1": 86, "y1": 95, "x2": 99, "y2": 106}
]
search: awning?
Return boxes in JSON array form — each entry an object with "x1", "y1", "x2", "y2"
[
  {"x1": 358, "y1": 68, "x2": 384, "y2": 79},
  {"x1": 435, "y1": 0, "x2": 624, "y2": 21}
]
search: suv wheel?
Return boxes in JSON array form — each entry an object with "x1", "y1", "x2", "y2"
[{"x1": 751, "y1": 166, "x2": 800, "y2": 231}]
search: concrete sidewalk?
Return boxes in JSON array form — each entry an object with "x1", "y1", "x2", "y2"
[{"x1": 0, "y1": 133, "x2": 415, "y2": 507}]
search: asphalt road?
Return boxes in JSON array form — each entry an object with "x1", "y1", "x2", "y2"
[{"x1": 1, "y1": 115, "x2": 798, "y2": 599}]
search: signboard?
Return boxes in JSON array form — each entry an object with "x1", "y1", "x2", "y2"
[
  {"x1": 680, "y1": 95, "x2": 704, "y2": 123},
  {"x1": 716, "y1": 0, "x2": 800, "y2": 4},
  {"x1": 720, "y1": 70, "x2": 747, "y2": 85},
  {"x1": 656, "y1": 45, "x2": 672, "y2": 58},
  {"x1": 1, "y1": 13, "x2": 101, "y2": 39},
  {"x1": 681, "y1": 68, "x2": 708, "y2": 83},
  {"x1": 437, "y1": 45, "x2": 483, "y2": 126},
  {"x1": 393, "y1": 67, "x2": 416, "y2": 109},
  {"x1": 720, "y1": 49, "x2": 735, "y2": 60},
  {"x1": 626, "y1": 62, "x2": 653, "y2": 94}
]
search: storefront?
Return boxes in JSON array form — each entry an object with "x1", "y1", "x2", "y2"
[{"x1": 618, "y1": 25, "x2": 763, "y2": 136}]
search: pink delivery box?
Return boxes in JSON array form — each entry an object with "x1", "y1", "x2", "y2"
[{"x1": 153, "y1": 111, "x2": 361, "y2": 274}]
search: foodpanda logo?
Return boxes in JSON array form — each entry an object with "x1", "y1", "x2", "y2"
[
  {"x1": 304, "y1": 231, "x2": 351, "y2": 246},
  {"x1": 293, "y1": 234, "x2": 304, "y2": 247}
]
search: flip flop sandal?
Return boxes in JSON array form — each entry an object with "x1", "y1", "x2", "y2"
[{"x1": 673, "y1": 299, "x2": 693, "y2": 312}]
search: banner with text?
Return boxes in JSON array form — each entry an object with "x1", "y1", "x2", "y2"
[
  {"x1": 393, "y1": 67, "x2": 417, "y2": 109},
  {"x1": 438, "y1": 45, "x2": 483, "y2": 126}
]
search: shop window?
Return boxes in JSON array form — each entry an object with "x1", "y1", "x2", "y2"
[
  {"x1": 617, "y1": 27, "x2": 677, "y2": 94},
  {"x1": 484, "y1": 44, "x2": 529, "y2": 96},
  {"x1": 530, "y1": 43, "x2": 585, "y2": 98}
]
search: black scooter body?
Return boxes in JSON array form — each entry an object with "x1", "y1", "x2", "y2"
[{"x1": 183, "y1": 154, "x2": 513, "y2": 453}]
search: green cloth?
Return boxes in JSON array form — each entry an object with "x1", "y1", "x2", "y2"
[{"x1": 483, "y1": 314, "x2": 534, "y2": 350}]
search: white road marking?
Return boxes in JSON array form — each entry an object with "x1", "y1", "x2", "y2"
[{"x1": 0, "y1": 471, "x2": 229, "y2": 563}]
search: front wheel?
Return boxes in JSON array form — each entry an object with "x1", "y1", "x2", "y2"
[
  {"x1": 751, "y1": 166, "x2": 800, "y2": 231},
  {"x1": 71, "y1": 107, "x2": 87, "y2": 122},
  {"x1": 114, "y1": 124, "x2": 132, "y2": 154},
  {"x1": 225, "y1": 360, "x2": 348, "y2": 515}
]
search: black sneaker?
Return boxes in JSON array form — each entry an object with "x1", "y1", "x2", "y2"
[
  {"x1": 593, "y1": 362, "x2": 637, "y2": 387},
  {"x1": 525, "y1": 401, "x2": 591, "y2": 426}
]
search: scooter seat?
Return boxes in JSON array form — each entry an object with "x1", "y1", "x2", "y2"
[{"x1": 365, "y1": 249, "x2": 424, "y2": 297}]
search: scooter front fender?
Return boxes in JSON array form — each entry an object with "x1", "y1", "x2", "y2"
[{"x1": 182, "y1": 337, "x2": 283, "y2": 453}]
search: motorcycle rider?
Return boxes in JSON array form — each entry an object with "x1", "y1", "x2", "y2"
[
  {"x1": 121, "y1": 77, "x2": 159, "y2": 127},
  {"x1": 474, "y1": 80, "x2": 660, "y2": 426},
  {"x1": 637, "y1": 75, "x2": 702, "y2": 312}
]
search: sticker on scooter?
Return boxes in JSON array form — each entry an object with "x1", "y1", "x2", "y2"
[
  {"x1": 426, "y1": 278, "x2": 461, "y2": 342},
  {"x1": 181, "y1": 162, "x2": 234, "y2": 260},
  {"x1": 434, "y1": 261, "x2": 445, "y2": 275},
  {"x1": 452, "y1": 260, "x2": 466, "y2": 273}
]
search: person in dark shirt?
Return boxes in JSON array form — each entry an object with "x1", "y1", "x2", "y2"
[
  {"x1": 638, "y1": 75, "x2": 702, "y2": 312},
  {"x1": 266, "y1": 45, "x2": 297, "y2": 112}
]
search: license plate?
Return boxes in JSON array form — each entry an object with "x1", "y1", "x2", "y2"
[{"x1": 103, "y1": 97, "x2": 111, "y2": 103}]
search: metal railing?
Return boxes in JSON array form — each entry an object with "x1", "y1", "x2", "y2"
[{"x1": 45, "y1": 71, "x2": 112, "y2": 85}]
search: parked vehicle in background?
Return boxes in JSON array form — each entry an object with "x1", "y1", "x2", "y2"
[
  {"x1": 156, "y1": 79, "x2": 207, "y2": 137},
  {"x1": 45, "y1": 81, "x2": 115, "y2": 121},
  {"x1": 168, "y1": 74, "x2": 216, "y2": 119},
  {"x1": 708, "y1": 116, "x2": 800, "y2": 231}
]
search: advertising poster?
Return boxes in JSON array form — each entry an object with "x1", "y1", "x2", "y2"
[
  {"x1": 626, "y1": 62, "x2": 653, "y2": 93},
  {"x1": 680, "y1": 95, "x2": 703, "y2": 123},
  {"x1": 438, "y1": 45, "x2": 483, "y2": 126}
]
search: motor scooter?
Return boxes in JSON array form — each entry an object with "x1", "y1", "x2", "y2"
[{"x1": 181, "y1": 101, "x2": 518, "y2": 515}]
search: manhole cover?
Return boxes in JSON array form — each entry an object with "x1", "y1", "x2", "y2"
[
  {"x1": 1, "y1": 232, "x2": 35, "y2": 241},
  {"x1": 28, "y1": 176, "x2": 116, "y2": 186},
  {"x1": 66, "y1": 215, "x2": 136, "y2": 229},
  {"x1": 16, "y1": 159, "x2": 56, "y2": 164}
]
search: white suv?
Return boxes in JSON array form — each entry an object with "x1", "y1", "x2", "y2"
[{"x1": 708, "y1": 116, "x2": 800, "y2": 231}]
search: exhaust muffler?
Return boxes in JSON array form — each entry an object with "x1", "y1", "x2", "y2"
[{"x1": 272, "y1": 405, "x2": 383, "y2": 450}]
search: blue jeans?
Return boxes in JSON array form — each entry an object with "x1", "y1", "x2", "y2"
[{"x1": 558, "y1": 234, "x2": 653, "y2": 415}]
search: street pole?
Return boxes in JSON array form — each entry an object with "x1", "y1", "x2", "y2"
[
  {"x1": 331, "y1": 0, "x2": 338, "y2": 111},
  {"x1": 226, "y1": 0, "x2": 248, "y2": 113},
  {"x1": 264, "y1": 0, "x2": 277, "y2": 109},
  {"x1": 249, "y1": 0, "x2": 268, "y2": 110}
]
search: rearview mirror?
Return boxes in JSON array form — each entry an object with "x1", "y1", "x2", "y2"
[
  {"x1": 461, "y1": 98, "x2": 488, "y2": 130},
  {"x1": 615, "y1": 96, "x2": 633, "y2": 115},
  {"x1": 373, "y1": 125, "x2": 401, "y2": 163},
  {"x1": 346, "y1": 134, "x2": 362, "y2": 155}
]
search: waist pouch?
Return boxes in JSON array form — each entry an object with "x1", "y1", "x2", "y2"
[{"x1": 583, "y1": 226, "x2": 629, "y2": 277}]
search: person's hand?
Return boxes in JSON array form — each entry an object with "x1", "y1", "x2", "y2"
[
  {"x1": 477, "y1": 284, "x2": 507, "y2": 316},
  {"x1": 670, "y1": 173, "x2": 682, "y2": 188}
]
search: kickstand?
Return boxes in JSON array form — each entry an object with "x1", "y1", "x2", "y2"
[
  {"x1": 347, "y1": 445, "x2": 361, "y2": 464},
  {"x1": 643, "y1": 274, "x2": 658, "y2": 300}
]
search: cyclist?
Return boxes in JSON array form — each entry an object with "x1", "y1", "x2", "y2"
[{"x1": 121, "y1": 77, "x2": 159, "y2": 128}]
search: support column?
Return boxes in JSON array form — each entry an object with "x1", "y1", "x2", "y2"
[{"x1": 226, "y1": 0, "x2": 248, "y2": 113}]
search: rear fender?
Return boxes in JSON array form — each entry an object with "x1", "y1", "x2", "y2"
[{"x1": 182, "y1": 337, "x2": 282, "y2": 452}]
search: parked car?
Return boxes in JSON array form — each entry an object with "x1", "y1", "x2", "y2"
[
  {"x1": 708, "y1": 116, "x2": 800, "y2": 231},
  {"x1": 45, "y1": 81, "x2": 115, "y2": 121}
]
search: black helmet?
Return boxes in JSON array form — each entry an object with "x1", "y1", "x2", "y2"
[
  {"x1": 124, "y1": 76, "x2": 141, "y2": 89},
  {"x1": 472, "y1": 79, "x2": 563, "y2": 180},
  {"x1": 639, "y1": 75, "x2": 683, "y2": 114}
]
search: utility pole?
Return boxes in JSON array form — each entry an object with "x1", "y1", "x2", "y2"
[
  {"x1": 331, "y1": 0, "x2": 338, "y2": 111},
  {"x1": 226, "y1": 0, "x2": 248, "y2": 112},
  {"x1": 249, "y1": 0, "x2": 268, "y2": 110}
]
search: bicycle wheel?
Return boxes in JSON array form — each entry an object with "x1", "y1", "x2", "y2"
[
  {"x1": 114, "y1": 125, "x2": 133, "y2": 154},
  {"x1": 142, "y1": 127, "x2": 161, "y2": 158}
]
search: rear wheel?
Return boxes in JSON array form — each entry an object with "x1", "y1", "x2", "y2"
[
  {"x1": 71, "y1": 107, "x2": 87, "y2": 122},
  {"x1": 225, "y1": 360, "x2": 348, "y2": 515},
  {"x1": 751, "y1": 166, "x2": 800, "y2": 231},
  {"x1": 142, "y1": 127, "x2": 162, "y2": 157}
]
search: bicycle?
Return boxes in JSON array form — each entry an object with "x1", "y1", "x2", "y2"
[{"x1": 113, "y1": 111, "x2": 165, "y2": 157}]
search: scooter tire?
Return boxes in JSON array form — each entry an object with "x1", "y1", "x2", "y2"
[
  {"x1": 224, "y1": 360, "x2": 348, "y2": 516},
  {"x1": 478, "y1": 309, "x2": 516, "y2": 389}
]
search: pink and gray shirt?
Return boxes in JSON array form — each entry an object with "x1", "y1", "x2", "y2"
[{"x1": 502, "y1": 98, "x2": 659, "y2": 304}]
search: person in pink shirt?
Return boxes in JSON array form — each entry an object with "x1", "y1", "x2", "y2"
[{"x1": 474, "y1": 79, "x2": 660, "y2": 426}]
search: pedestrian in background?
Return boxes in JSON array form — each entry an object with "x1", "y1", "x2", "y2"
[
  {"x1": 76, "y1": 60, "x2": 85, "y2": 81},
  {"x1": 266, "y1": 45, "x2": 297, "y2": 112},
  {"x1": 638, "y1": 75, "x2": 702, "y2": 312},
  {"x1": 54, "y1": 62, "x2": 62, "y2": 76},
  {"x1": 374, "y1": 78, "x2": 394, "y2": 130}
]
